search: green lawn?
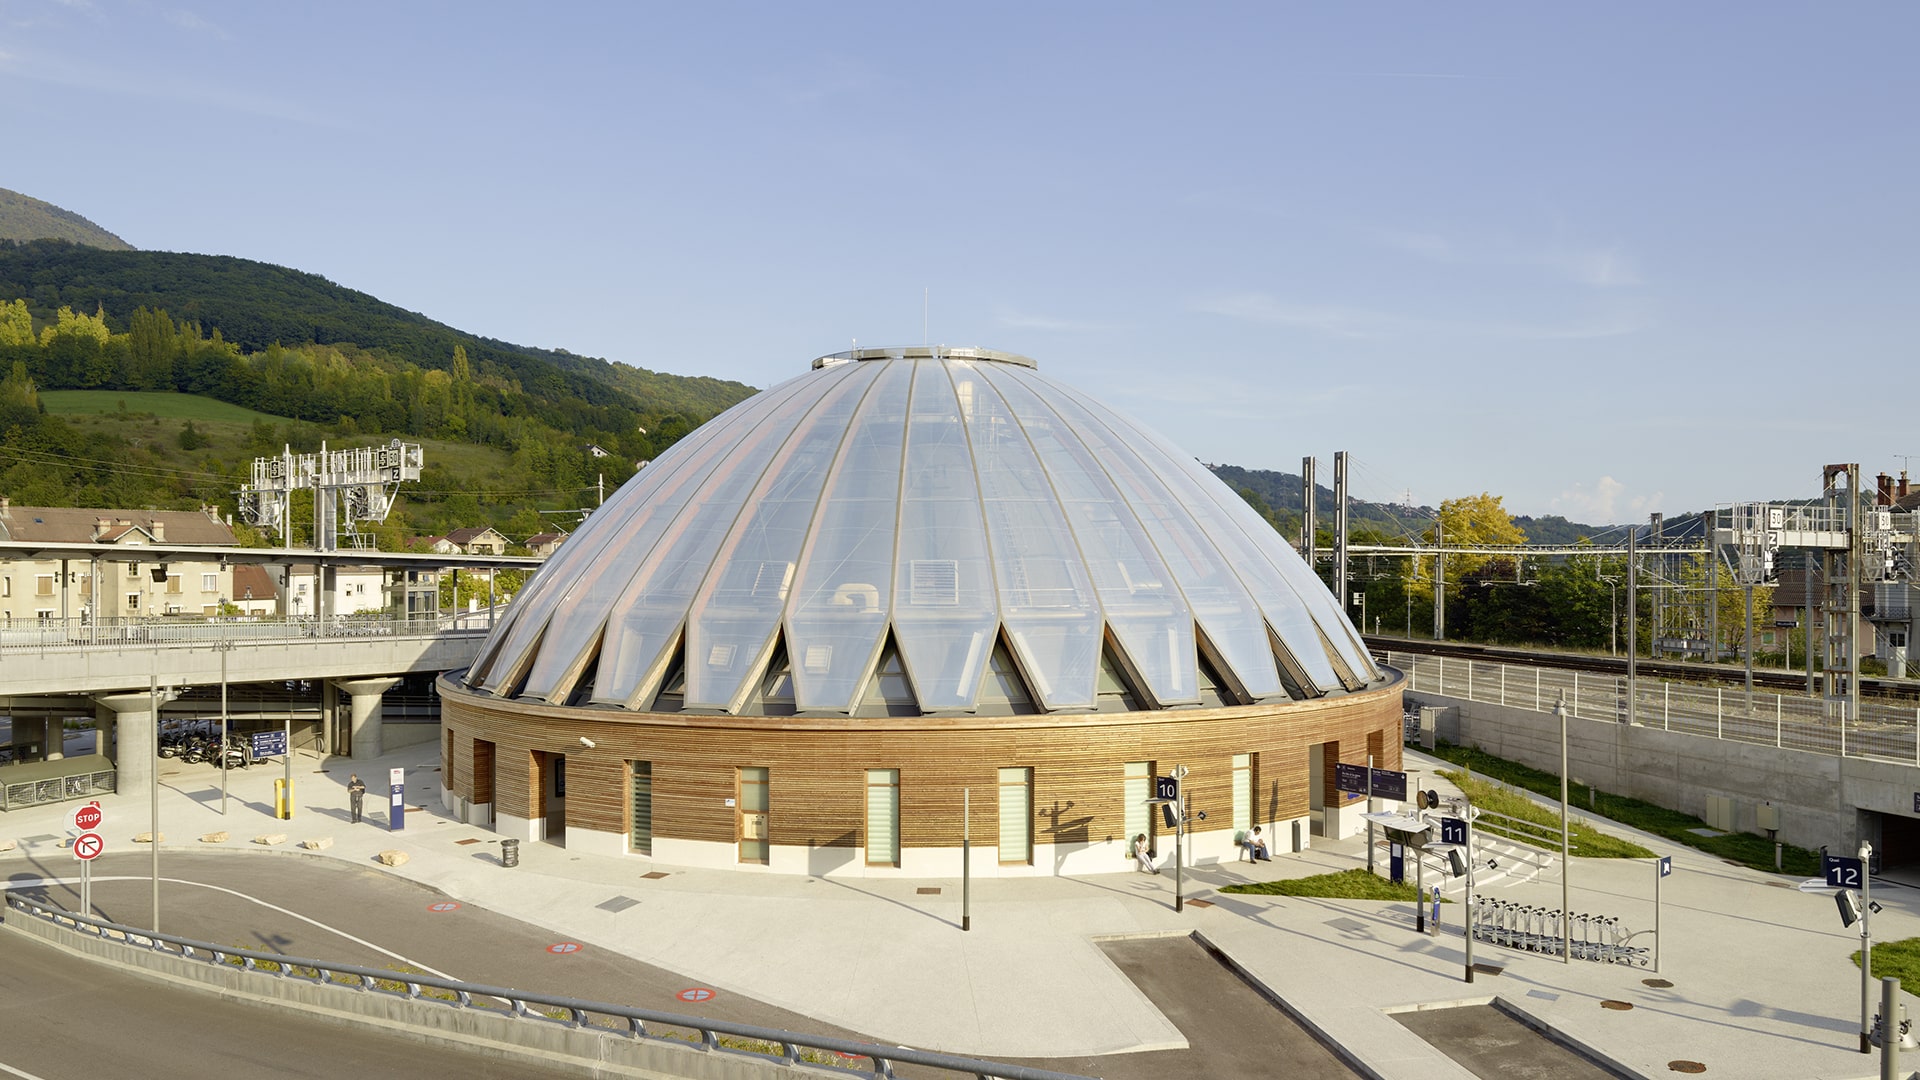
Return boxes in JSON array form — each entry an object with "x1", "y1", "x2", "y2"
[
  {"x1": 1861, "y1": 938, "x2": 1920, "y2": 986},
  {"x1": 1222, "y1": 868, "x2": 1432, "y2": 900},
  {"x1": 40, "y1": 390, "x2": 291, "y2": 424}
]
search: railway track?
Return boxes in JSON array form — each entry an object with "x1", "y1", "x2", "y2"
[{"x1": 1365, "y1": 635, "x2": 1920, "y2": 705}]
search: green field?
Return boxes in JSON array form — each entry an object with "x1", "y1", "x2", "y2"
[{"x1": 40, "y1": 390, "x2": 292, "y2": 424}]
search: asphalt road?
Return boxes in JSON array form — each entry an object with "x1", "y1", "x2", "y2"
[{"x1": 0, "y1": 929, "x2": 580, "y2": 1080}]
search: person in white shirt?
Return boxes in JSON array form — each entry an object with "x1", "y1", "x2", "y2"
[
  {"x1": 1245, "y1": 825, "x2": 1271, "y2": 861},
  {"x1": 1134, "y1": 833, "x2": 1160, "y2": 874}
]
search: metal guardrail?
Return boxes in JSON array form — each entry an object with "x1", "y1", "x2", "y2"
[
  {"x1": 2, "y1": 893, "x2": 1097, "y2": 1080},
  {"x1": 0, "y1": 613, "x2": 492, "y2": 653},
  {"x1": 1387, "y1": 650, "x2": 1920, "y2": 764}
]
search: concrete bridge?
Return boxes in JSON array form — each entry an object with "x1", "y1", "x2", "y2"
[{"x1": 1, "y1": 615, "x2": 487, "y2": 805}]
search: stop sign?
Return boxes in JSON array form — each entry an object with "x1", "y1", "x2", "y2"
[{"x1": 72, "y1": 801, "x2": 103, "y2": 832}]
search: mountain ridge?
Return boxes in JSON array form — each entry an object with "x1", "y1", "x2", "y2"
[{"x1": 0, "y1": 187, "x2": 133, "y2": 250}]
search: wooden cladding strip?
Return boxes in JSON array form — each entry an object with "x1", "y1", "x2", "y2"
[{"x1": 442, "y1": 674, "x2": 1402, "y2": 851}]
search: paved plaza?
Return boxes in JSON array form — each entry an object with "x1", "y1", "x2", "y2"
[{"x1": 2, "y1": 743, "x2": 1913, "y2": 1080}]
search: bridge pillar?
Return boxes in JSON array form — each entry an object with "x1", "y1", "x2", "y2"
[
  {"x1": 92, "y1": 690, "x2": 171, "y2": 802},
  {"x1": 335, "y1": 678, "x2": 402, "y2": 761}
]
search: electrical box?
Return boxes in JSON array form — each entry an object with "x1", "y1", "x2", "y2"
[
  {"x1": 1755, "y1": 802, "x2": 1781, "y2": 832},
  {"x1": 1704, "y1": 794, "x2": 1734, "y2": 832},
  {"x1": 741, "y1": 813, "x2": 767, "y2": 840}
]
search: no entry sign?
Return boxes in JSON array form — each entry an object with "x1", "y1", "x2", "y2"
[{"x1": 676, "y1": 987, "x2": 715, "y2": 1003}]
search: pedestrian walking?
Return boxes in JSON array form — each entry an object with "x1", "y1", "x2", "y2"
[{"x1": 348, "y1": 773, "x2": 366, "y2": 823}]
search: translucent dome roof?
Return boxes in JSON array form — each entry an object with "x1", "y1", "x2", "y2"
[{"x1": 466, "y1": 347, "x2": 1378, "y2": 715}]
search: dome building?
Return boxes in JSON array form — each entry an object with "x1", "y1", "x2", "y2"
[{"x1": 440, "y1": 347, "x2": 1403, "y2": 875}]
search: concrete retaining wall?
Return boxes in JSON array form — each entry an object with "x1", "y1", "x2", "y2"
[
  {"x1": 1408, "y1": 691, "x2": 1920, "y2": 853},
  {"x1": 0, "y1": 910, "x2": 853, "y2": 1080}
]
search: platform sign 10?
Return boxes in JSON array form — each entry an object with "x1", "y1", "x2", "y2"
[{"x1": 1824, "y1": 854, "x2": 1865, "y2": 889}]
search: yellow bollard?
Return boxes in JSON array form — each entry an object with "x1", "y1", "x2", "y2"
[{"x1": 274, "y1": 778, "x2": 294, "y2": 820}]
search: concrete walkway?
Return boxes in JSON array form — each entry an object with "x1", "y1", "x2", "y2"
[{"x1": 1, "y1": 744, "x2": 1911, "y2": 1080}]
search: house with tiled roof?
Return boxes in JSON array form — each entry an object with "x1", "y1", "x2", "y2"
[
  {"x1": 0, "y1": 498, "x2": 236, "y2": 624},
  {"x1": 525, "y1": 530, "x2": 568, "y2": 558}
]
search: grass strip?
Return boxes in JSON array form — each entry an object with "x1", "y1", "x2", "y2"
[
  {"x1": 1440, "y1": 769, "x2": 1653, "y2": 859},
  {"x1": 1425, "y1": 742, "x2": 1822, "y2": 876},
  {"x1": 1222, "y1": 868, "x2": 1430, "y2": 900}
]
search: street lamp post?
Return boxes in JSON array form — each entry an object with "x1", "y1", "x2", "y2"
[
  {"x1": 217, "y1": 639, "x2": 234, "y2": 815},
  {"x1": 1557, "y1": 696, "x2": 1571, "y2": 963}
]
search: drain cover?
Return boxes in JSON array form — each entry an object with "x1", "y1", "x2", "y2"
[
  {"x1": 1667, "y1": 1061, "x2": 1705, "y2": 1073},
  {"x1": 916, "y1": 887, "x2": 942, "y2": 895},
  {"x1": 597, "y1": 895, "x2": 640, "y2": 913},
  {"x1": 1643, "y1": 978, "x2": 1674, "y2": 988},
  {"x1": 640, "y1": 871, "x2": 670, "y2": 880},
  {"x1": 455, "y1": 838, "x2": 482, "y2": 846},
  {"x1": 1600, "y1": 1000, "x2": 1634, "y2": 1011},
  {"x1": 1187, "y1": 899, "x2": 1214, "y2": 908}
]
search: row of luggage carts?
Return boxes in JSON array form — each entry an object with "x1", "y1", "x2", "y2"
[{"x1": 1470, "y1": 896, "x2": 1650, "y2": 965}]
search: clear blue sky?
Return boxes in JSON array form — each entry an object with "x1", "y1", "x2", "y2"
[{"x1": 4, "y1": 2, "x2": 1915, "y2": 524}]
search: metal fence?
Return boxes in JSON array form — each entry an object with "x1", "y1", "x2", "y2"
[
  {"x1": 0, "y1": 766, "x2": 116, "y2": 811},
  {"x1": 0, "y1": 612, "x2": 492, "y2": 653},
  {"x1": 2, "y1": 892, "x2": 1095, "y2": 1080},
  {"x1": 1385, "y1": 650, "x2": 1920, "y2": 765}
]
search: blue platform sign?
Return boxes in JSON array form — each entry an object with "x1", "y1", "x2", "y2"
[
  {"x1": 1333, "y1": 762, "x2": 1370, "y2": 795},
  {"x1": 249, "y1": 730, "x2": 288, "y2": 759},
  {"x1": 388, "y1": 767, "x2": 405, "y2": 832},
  {"x1": 1154, "y1": 775, "x2": 1178, "y2": 801},
  {"x1": 1369, "y1": 767, "x2": 1408, "y2": 802},
  {"x1": 1659, "y1": 855, "x2": 1672, "y2": 878},
  {"x1": 1825, "y1": 855, "x2": 1864, "y2": 889},
  {"x1": 1439, "y1": 816, "x2": 1467, "y2": 846}
]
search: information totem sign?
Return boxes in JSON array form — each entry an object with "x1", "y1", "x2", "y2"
[{"x1": 389, "y1": 767, "x2": 405, "y2": 831}]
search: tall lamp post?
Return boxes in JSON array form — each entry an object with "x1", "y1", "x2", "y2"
[
  {"x1": 1556, "y1": 695, "x2": 1571, "y2": 963},
  {"x1": 217, "y1": 639, "x2": 234, "y2": 815}
]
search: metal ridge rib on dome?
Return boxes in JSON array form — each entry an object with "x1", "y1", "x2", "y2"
[
  {"x1": 814, "y1": 346, "x2": 1037, "y2": 369},
  {"x1": 469, "y1": 348, "x2": 1378, "y2": 715}
]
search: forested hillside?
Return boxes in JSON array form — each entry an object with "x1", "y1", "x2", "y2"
[
  {"x1": 0, "y1": 189, "x2": 132, "y2": 250},
  {"x1": 0, "y1": 239, "x2": 751, "y2": 419},
  {"x1": 1210, "y1": 462, "x2": 1612, "y2": 541}
]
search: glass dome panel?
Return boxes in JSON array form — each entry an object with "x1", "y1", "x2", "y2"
[
  {"x1": 979, "y1": 366, "x2": 1195, "y2": 705},
  {"x1": 592, "y1": 374, "x2": 849, "y2": 705},
  {"x1": 1036, "y1": 381, "x2": 1280, "y2": 701},
  {"x1": 682, "y1": 362, "x2": 880, "y2": 709},
  {"x1": 891, "y1": 360, "x2": 999, "y2": 711},
  {"x1": 957, "y1": 363, "x2": 1100, "y2": 710},
  {"x1": 786, "y1": 361, "x2": 913, "y2": 712},
  {"x1": 478, "y1": 379, "x2": 789, "y2": 693}
]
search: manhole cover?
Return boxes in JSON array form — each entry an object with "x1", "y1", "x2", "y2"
[
  {"x1": 455, "y1": 838, "x2": 482, "y2": 845},
  {"x1": 1644, "y1": 978, "x2": 1674, "y2": 988},
  {"x1": 1187, "y1": 899, "x2": 1214, "y2": 908},
  {"x1": 1600, "y1": 1000, "x2": 1634, "y2": 1011},
  {"x1": 597, "y1": 895, "x2": 640, "y2": 913},
  {"x1": 1668, "y1": 1061, "x2": 1706, "y2": 1073},
  {"x1": 916, "y1": 887, "x2": 942, "y2": 895},
  {"x1": 640, "y1": 871, "x2": 670, "y2": 880}
]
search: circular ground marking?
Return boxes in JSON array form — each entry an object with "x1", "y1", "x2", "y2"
[
  {"x1": 1667, "y1": 1062, "x2": 1706, "y2": 1074},
  {"x1": 547, "y1": 942, "x2": 582, "y2": 955},
  {"x1": 427, "y1": 901, "x2": 462, "y2": 912},
  {"x1": 1643, "y1": 978, "x2": 1674, "y2": 988},
  {"x1": 676, "y1": 987, "x2": 715, "y2": 1003},
  {"x1": 1599, "y1": 1000, "x2": 1634, "y2": 1011}
]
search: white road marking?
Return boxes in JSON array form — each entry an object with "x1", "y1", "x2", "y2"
[
  {"x1": 11, "y1": 875, "x2": 459, "y2": 981},
  {"x1": 0, "y1": 1059, "x2": 53, "y2": 1080}
]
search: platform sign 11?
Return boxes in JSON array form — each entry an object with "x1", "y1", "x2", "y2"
[{"x1": 1439, "y1": 816, "x2": 1467, "y2": 846}]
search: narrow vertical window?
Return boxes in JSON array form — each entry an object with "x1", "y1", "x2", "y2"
[
  {"x1": 866, "y1": 769, "x2": 899, "y2": 866},
  {"x1": 1124, "y1": 761, "x2": 1154, "y2": 862},
  {"x1": 1232, "y1": 753, "x2": 1252, "y2": 837},
  {"x1": 997, "y1": 766, "x2": 1031, "y2": 865},
  {"x1": 739, "y1": 766, "x2": 769, "y2": 864},
  {"x1": 631, "y1": 761, "x2": 653, "y2": 856}
]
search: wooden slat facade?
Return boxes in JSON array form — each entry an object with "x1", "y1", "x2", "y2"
[{"x1": 440, "y1": 672, "x2": 1403, "y2": 865}]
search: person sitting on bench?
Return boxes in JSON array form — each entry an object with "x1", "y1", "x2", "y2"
[{"x1": 1244, "y1": 825, "x2": 1272, "y2": 861}]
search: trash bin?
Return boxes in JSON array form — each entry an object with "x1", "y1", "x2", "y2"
[{"x1": 501, "y1": 838, "x2": 519, "y2": 867}]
